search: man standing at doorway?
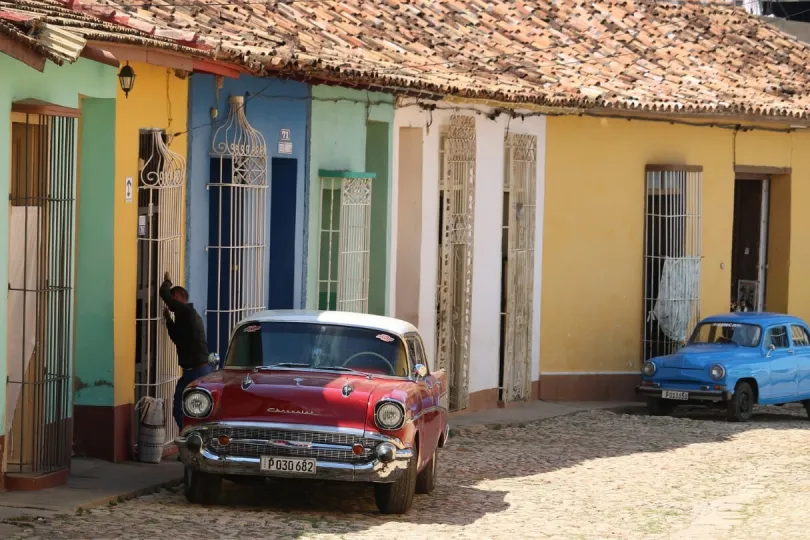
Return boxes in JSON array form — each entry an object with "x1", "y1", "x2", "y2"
[{"x1": 160, "y1": 271, "x2": 215, "y2": 430}]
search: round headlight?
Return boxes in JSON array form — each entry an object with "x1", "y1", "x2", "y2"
[
  {"x1": 642, "y1": 361, "x2": 656, "y2": 377},
  {"x1": 183, "y1": 389, "x2": 213, "y2": 418},
  {"x1": 710, "y1": 364, "x2": 726, "y2": 381},
  {"x1": 375, "y1": 401, "x2": 405, "y2": 430}
]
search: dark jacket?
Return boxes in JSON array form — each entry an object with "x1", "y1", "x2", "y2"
[{"x1": 160, "y1": 279, "x2": 210, "y2": 370}]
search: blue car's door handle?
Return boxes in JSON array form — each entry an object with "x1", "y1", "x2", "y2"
[{"x1": 788, "y1": 349, "x2": 795, "y2": 355}]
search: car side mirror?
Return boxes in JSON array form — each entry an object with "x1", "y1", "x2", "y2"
[
  {"x1": 413, "y1": 364, "x2": 427, "y2": 380},
  {"x1": 766, "y1": 344, "x2": 775, "y2": 357}
]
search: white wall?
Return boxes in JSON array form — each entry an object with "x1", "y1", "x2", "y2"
[{"x1": 390, "y1": 101, "x2": 546, "y2": 395}]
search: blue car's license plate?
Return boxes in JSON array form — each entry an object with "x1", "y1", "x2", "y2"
[{"x1": 662, "y1": 390, "x2": 689, "y2": 400}]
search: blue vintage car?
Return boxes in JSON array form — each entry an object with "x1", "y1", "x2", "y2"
[{"x1": 637, "y1": 312, "x2": 810, "y2": 422}]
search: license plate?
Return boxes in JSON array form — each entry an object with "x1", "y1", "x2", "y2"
[
  {"x1": 662, "y1": 390, "x2": 689, "y2": 400},
  {"x1": 260, "y1": 456, "x2": 316, "y2": 474}
]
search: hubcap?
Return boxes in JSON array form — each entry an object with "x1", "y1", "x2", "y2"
[{"x1": 740, "y1": 392, "x2": 751, "y2": 413}]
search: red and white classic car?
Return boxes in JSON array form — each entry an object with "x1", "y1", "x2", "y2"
[{"x1": 176, "y1": 310, "x2": 449, "y2": 514}]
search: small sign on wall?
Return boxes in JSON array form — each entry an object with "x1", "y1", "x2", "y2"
[
  {"x1": 125, "y1": 176, "x2": 133, "y2": 204},
  {"x1": 138, "y1": 215, "x2": 147, "y2": 236},
  {"x1": 278, "y1": 128, "x2": 292, "y2": 154}
]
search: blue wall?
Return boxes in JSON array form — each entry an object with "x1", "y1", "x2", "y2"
[{"x1": 186, "y1": 75, "x2": 310, "y2": 348}]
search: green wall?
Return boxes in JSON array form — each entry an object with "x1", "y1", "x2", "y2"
[
  {"x1": 306, "y1": 86, "x2": 395, "y2": 313},
  {"x1": 365, "y1": 121, "x2": 391, "y2": 316},
  {"x1": 0, "y1": 56, "x2": 117, "y2": 430},
  {"x1": 74, "y1": 98, "x2": 116, "y2": 406}
]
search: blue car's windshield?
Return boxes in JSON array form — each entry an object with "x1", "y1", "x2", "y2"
[
  {"x1": 689, "y1": 322, "x2": 761, "y2": 347},
  {"x1": 224, "y1": 321, "x2": 410, "y2": 377}
]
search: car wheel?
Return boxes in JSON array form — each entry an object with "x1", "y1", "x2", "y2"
[
  {"x1": 183, "y1": 467, "x2": 192, "y2": 500},
  {"x1": 374, "y1": 452, "x2": 417, "y2": 514},
  {"x1": 802, "y1": 400, "x2": 810, "y2": 420},
  {"x1": 186, "y1": 468, "x2": 222, "y2": 505},
  {"x1": 415, "y1": 449, "x2": 438, "y2": 495},
  {"x1": 646, "y1": 398, "x2": 674, "y2": 416},
  {"x1": 727, "y1": 382, "x2": 755, "y2": 422}
]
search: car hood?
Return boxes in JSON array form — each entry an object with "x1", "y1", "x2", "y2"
[
  {"x1": 655, "y1": 344, "x2": 758, "y2": 370},
  {"x1": 217, "y1": 370, "x2": 383, "y2": 429}
]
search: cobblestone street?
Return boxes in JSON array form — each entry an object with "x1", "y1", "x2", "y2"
[{"x1": 5, "y1": 407, "x2": 810, "y2": 540}]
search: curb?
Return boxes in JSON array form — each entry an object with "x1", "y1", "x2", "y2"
[
  {"x1": 75, "y1": 476, "x2": 184, "y2": 512},
  {"x1": 448, "y1": 404, "x2": 647, "y2": 438}
]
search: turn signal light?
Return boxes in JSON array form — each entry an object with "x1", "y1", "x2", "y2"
[
  {"x1": 352, "y1": 443, "x2": 364, "y2": 456},
  {"x1": 218, "y1": 435, "x2": 230, "y2": 446}
]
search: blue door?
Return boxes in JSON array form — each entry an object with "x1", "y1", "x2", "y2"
[
  {"x1": 268, "y1": 158, "x2": 298, "y2": 310},
  {"x1": 762, "y1": 325, "x2": 798, "y2": 400},
  {"x1": 789, "y1": 324, "x2": 810, "y2": 396}
]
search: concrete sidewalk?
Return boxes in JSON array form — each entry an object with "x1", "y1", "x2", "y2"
[
  {"x1": 0, "y1": 457, "x2": 183, "y2": 532},
  {"x1": 449, "y1": 400, "x2": 644, "y2": 434}
]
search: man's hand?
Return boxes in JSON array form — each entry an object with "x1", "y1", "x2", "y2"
[
  {"x1": 164, "y1": 271, "x2": 171, "y2": 283},
  {"x1": 163, "y1": 306, "x2": 171, "y2": 321}
]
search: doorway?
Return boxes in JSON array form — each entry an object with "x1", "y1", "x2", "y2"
[
  {"x1": 268, "y1": 158, "x2": 298, "y2": 310},
  {"x1": 134, "y1": 129, "x2": 185, "y2": 453},
  {"x1": 731, "y1": 177, "x2": 769, "y2": 312},
  {"x1": 7, "y1": 106, "x2": 77, "y2": 475}
]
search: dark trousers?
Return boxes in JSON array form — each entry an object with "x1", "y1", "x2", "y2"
[{"x1": 173, "y1": 363, "x2": 216, "y2": 430}]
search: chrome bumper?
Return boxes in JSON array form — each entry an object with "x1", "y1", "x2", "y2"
[
  {"x1": 636, "y1": 386, "x2": 732, "y2": 401},
  {"x1": 175, "y1": 421, "x2": 414, "y2": 484}
]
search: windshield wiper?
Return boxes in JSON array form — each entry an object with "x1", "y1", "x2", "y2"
[
  {"x1": 315, "y1": 366, "x2": 359, "y2": 372},
  {"x1": 257, "y1": 363, "x2": 311, "y2": 369}
]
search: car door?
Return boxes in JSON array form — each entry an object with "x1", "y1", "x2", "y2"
[
  {"x1": 406, "y1": 335, "x2": 439, "y2": 458},
  {"x1": 762, "y1": 325, "x2": 798, "y2": 400},
  {"x1": 789, "y1": 324, "x2": 810, "y2": 396}
]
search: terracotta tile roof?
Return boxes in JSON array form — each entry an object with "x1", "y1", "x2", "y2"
[
  {"x1": 0, "y1": 0, "x2": 210, "y2": 65},
  {"x1": 66, "y1": 0, "x2": 810, "y2": 119}
]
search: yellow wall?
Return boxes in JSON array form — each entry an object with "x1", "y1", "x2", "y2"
[
  {"x1": 541, "y1": 116, "x2": 810, "y2": 373},
  {"x1": 113, "y1": 63, "x2": 188, "y2": 406}
]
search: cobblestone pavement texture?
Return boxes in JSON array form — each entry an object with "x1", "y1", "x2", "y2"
[{"x1": 5, "y1": 406, "x2": 810, "y2": 540}]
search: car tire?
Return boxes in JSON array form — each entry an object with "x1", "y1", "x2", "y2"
[
  {"x1": 415, "y1": 449, "x2": 438, "y2": 495},
  {"x1": 802, "y1": 400, "x2": 810, "y2": 420},
  {"x1": 727, "y1": 382, "x2": 755, "y2": 422},
  {"x1": 374, "y1": 452, "x2": 417, "y2": 514},
  {"x1": 186, "y1": 468, "x2": 222, "y2": 505},
  {"x1": 646, "y1": 398, "x2": 674, "y2": 416}
]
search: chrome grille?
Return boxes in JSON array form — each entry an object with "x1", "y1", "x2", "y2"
[{"x1": 202, "y1": 427, "x2": 377, "y2": 463}]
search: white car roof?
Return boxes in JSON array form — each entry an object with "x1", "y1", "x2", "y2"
[{"x1": 237, "y1": 310, "x2": 419, "y2": 337}]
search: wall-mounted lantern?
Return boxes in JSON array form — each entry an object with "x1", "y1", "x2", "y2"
[{"x1": 118, "y1": 61, "x2": 136, "y2": 98}]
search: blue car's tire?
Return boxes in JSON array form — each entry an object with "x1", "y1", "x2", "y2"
[{"x1": 727, "y1": 382, "x2": 754, "y2": 422}]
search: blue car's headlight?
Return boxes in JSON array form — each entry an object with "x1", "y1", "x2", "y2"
[
  {"x1": 710, "y1": 364, "x2": 726, "y2": 381},
  {"x1": 642, "y1": 361, "x2": 656, "y2": 377}
]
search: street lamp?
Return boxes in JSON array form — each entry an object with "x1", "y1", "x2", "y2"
[{"x1": 118, "y1": 61, "x2": 136, "y2": 98}]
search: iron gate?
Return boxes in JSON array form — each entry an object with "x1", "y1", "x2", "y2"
[
  {"x1": 207, "y1": 95, "x2": 268, "y2": 358},
  {"x1": 7, "y1": 107, "x2": 76, "y2": 474},
  {"x1": 500, "y1": 133, "x2": 537, "y2": 403},
  {"x1": 317, "y1": 172, "x2": 373, "y2": 313},
  {"x1": 643, "y1": 165, "x2": 703, "y2": 361},
  {"x1": 134, "y1": 129, "x2": 185, "y2": 449},
  {"x1": 436, "y1": 115, "x2": 476, "y2": 412}
]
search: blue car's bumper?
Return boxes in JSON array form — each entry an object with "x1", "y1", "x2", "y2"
[{"x1": 636, "y1": 386, "x2": 732, "y2": 401}]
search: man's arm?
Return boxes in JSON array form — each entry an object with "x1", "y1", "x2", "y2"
[
  {"x1": 164, "y1": 307, "x2": 179, "y2": 343},
  {"x1": 159, "y1": 272, "x2": 183, "y2": 313}
]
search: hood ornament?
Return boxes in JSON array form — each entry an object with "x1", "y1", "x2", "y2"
[
  {"x1": 342, "y1": 383, "x2": 354, "y2": 397},
  {"x1": 294, "y1": 377, "x2": 304, "y2": 386},
  {"x1": 241, "y1": 374, "x2": 253, "y2": 390}
]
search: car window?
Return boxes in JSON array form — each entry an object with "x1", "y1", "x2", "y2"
[
  {"x1": 225, "y1": 322, "x2": 410, "y2": 377},
  {"x1": 414, "y1": 336, "x2": 430, "y2": 374},
  {"x1": 790, "y1": 325, "x2": 810, "y2": 347},
  {"x1": 690, "y1": 322, "x2": 761, "y2": 347},
  {"x1": 764, "y1": 326, "x2": 790, "y2": 349}
]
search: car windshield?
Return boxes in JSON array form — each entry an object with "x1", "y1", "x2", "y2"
[
  {"x1": 689, "y1": 322, "x2": 761, "y2": 347},
  {"x1": 224, "y1": 321, "x2": 410, "y2": 377}
]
